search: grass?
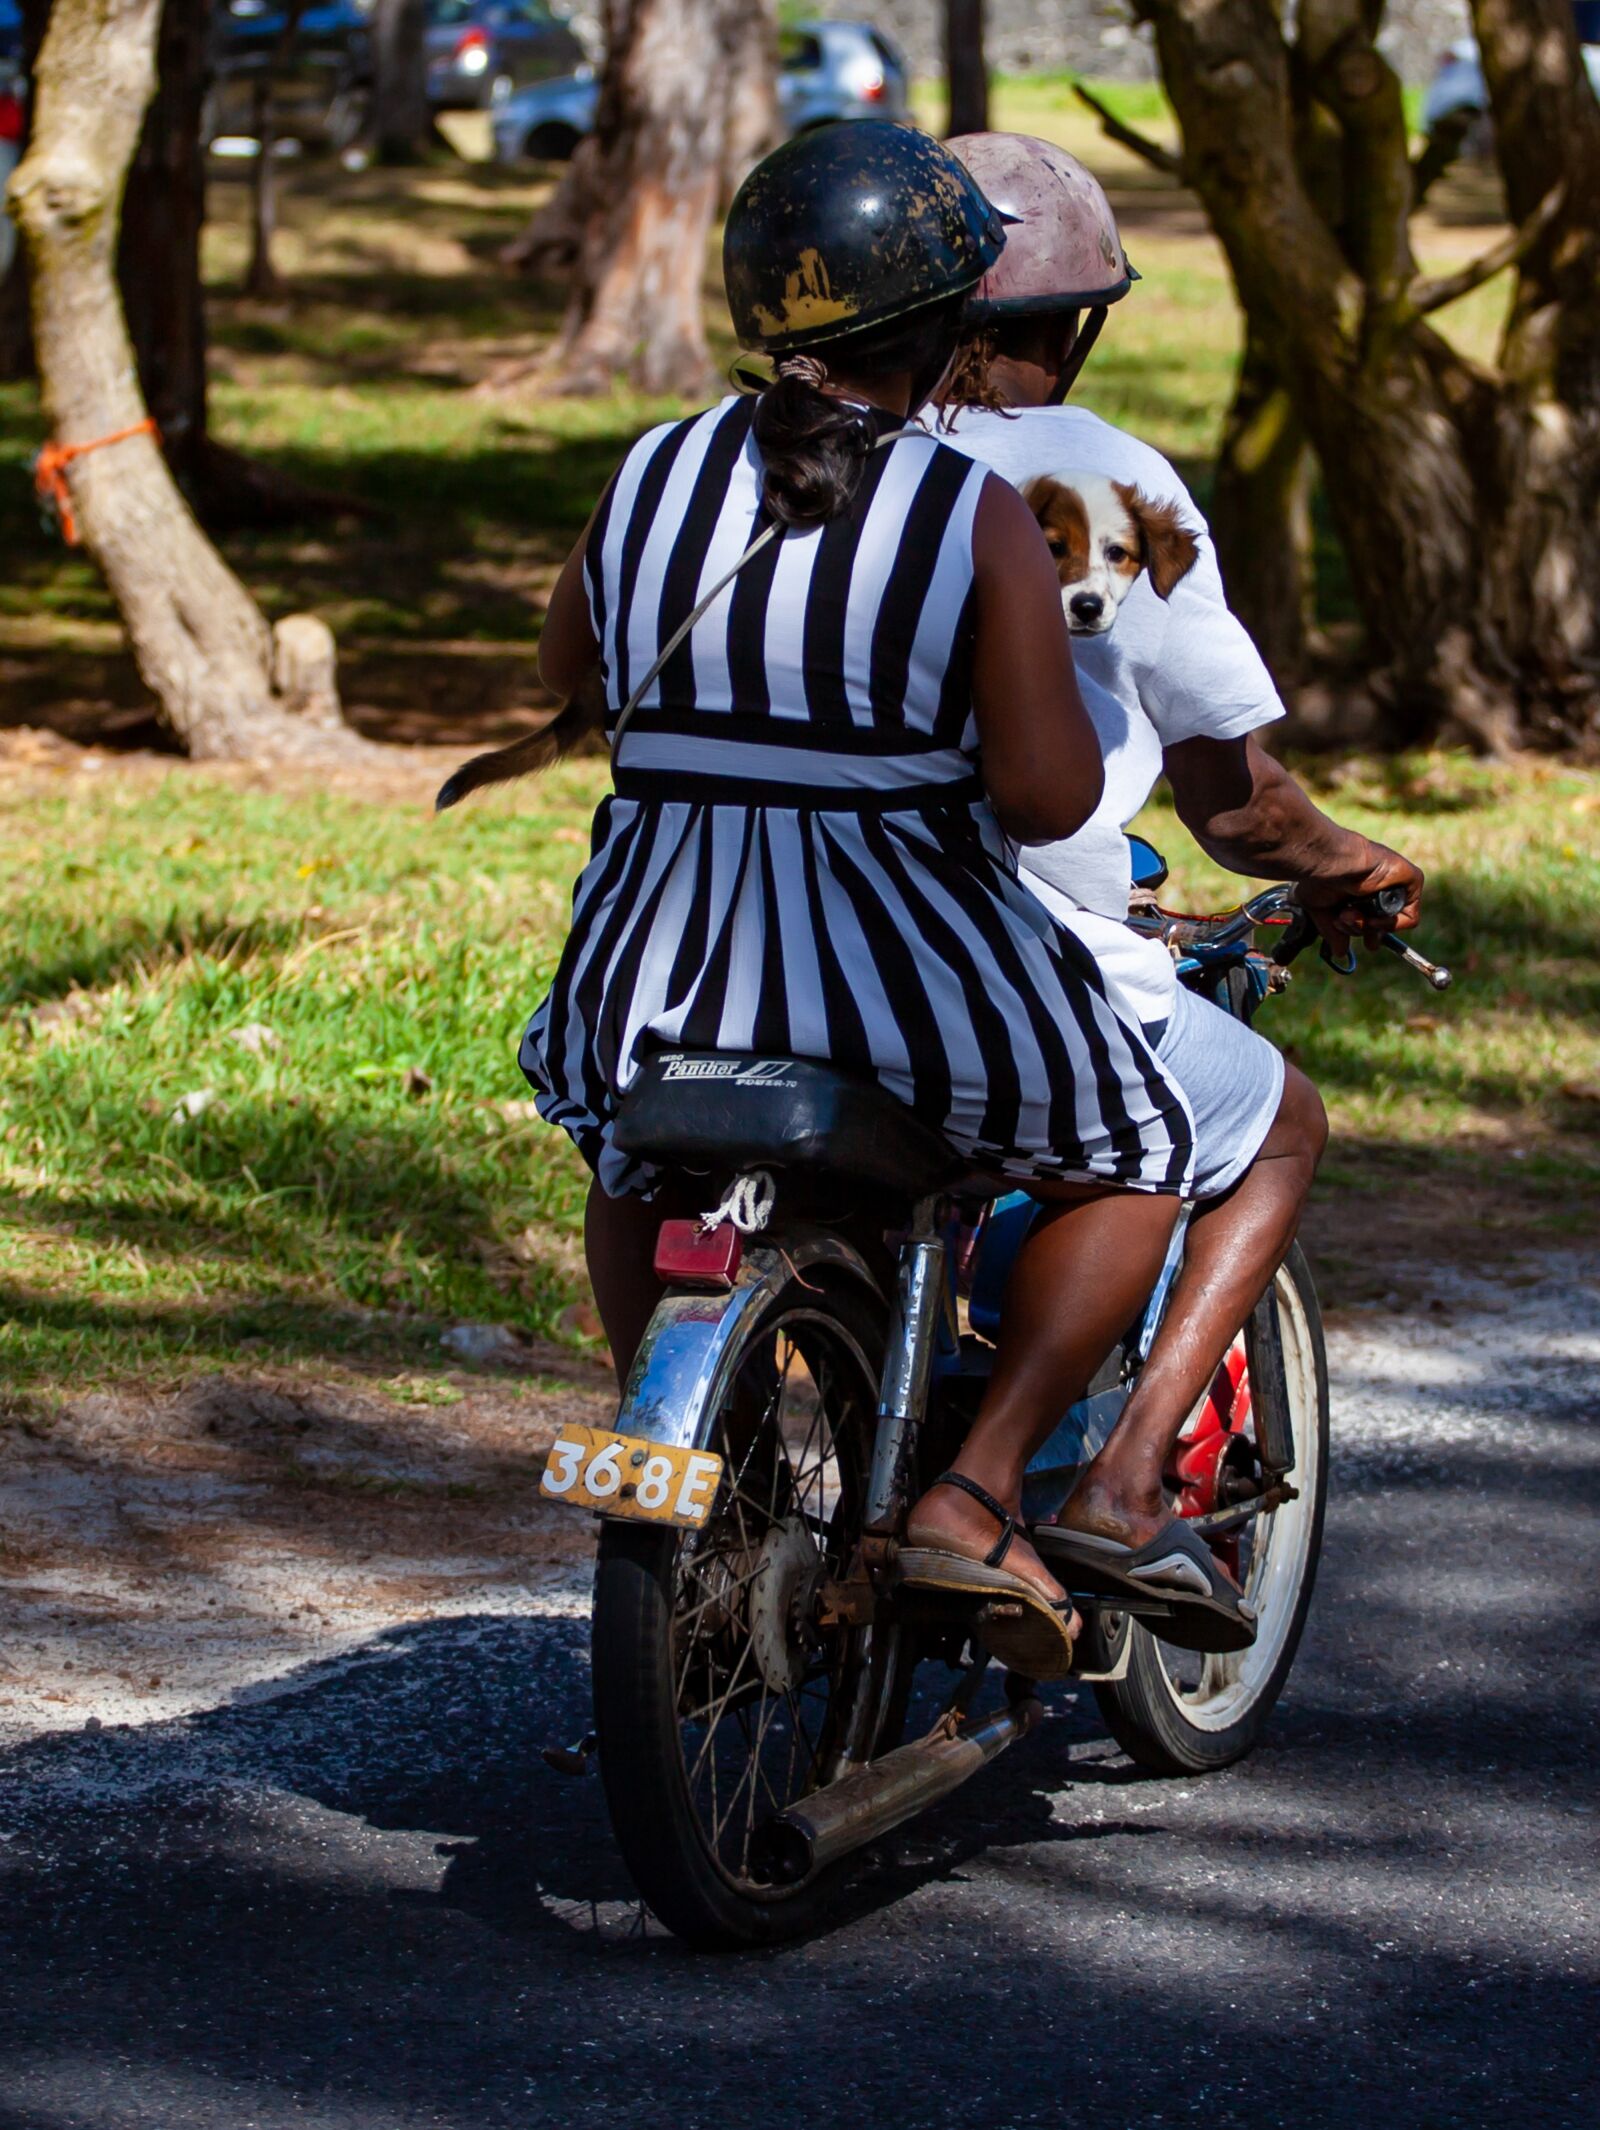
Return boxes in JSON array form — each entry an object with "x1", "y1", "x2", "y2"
[
  {"x1": 1, "y1": 751, "x2": 1595, "y2": 1410},
  {"x1": 1, "y1": 99, "x2": 1588, "y2": 1408}
]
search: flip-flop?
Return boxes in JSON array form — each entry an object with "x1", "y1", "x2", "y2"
[
  {"x1": 898, "y1": 1472, "x2": 1080, "y2": 1681},
  {"x1": 1032, "y1": 1516, "x2": 1258, "y2": 1655}
]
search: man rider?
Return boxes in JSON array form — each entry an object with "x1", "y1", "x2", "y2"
[{"x1": 918, "y1": 133, "x2": 1425, "y2": 1578}]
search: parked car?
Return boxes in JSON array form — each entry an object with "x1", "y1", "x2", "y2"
[
  {"x1": 426, "y1": 0, "x2": 585, "y2": 115},
  {"x1": 207, "y1": 0, "x2": 375, "y2": 154},
  {"x1": 1422, "y1": 3, "x2": 1600, "y2": 152},
  {"x1": 0, "y1": 1, "x2": 24, "y2": 283},
  {"x1": 491, "y1": 16, "x2": 908, "y2": 165}
]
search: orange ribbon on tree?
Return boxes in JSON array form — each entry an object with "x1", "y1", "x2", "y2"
[{"x1": 34, "y1": 417, "x2": 160, "y2": 546}]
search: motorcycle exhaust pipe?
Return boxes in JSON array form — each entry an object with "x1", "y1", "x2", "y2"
[{"x1": 756, "y1": 1697, "x2": 1042, "y2": 1886}]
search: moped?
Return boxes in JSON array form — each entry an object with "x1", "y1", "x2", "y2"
[{"x1": 538, "y1": 850, "x2": 1451, "y2": 1946}]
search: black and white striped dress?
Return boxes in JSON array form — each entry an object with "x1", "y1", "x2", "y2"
[{"x1": 522, "y1": 395, "x2": 1195, "y2": 1199}]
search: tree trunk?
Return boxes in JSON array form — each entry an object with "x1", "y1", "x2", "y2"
[
  {"x1": 245, "y1": 79, "x2": 282, "y2": 296},
  {"x1": 372, "y1": 0, "x2": 430, "y2": 165},
  {"x1": 718, "y1": 0, "x2": 779, "y2": 205},
  {"x1": 10, "y1": 0, "x2": 362, "y2": 760},
  {"x1": 117, "y1": 0, "x2": 210, "y2": 480},
  {"x1": 944, "y1": 0, "x2": 988, "y2": 138},
  {"x1": 1138, "y1": 0, "x2": 1600, "y2": 750},
  {"x1": 0, "y1": 0, "x2": 51, "y2": 378},
  {"x1": 1209, "y1": 328, "x2": 1315, "y2": 689},
  {"x1": 505, "y1": 0, "x2": 775, "y2": 397}
]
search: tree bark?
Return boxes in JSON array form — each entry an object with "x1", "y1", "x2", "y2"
[
  {"x1": 945, "y1": 0, "x2": 988, "y2": 138},
  {"x1": 505, "y1": 0, "x2": 776, "y2": 397},
  {"x1": 117, "y1": 0, "x2": 210, "y2": 478},
  {"x1": 11, "y1": 0, "x2": 362, "y2": 760},
  {"x1": 372, "y1": 0, "x2": 431, "y2": 165},
  {"x1": 244, "y1": 79, "x2": 282, "y2": 297},
  {"x1": 1137, "y1": 0, "x2": 1600, "y2": 751},
  {"x1": 1209, "y1": 327, "x2": 1315, "y2": 689}
]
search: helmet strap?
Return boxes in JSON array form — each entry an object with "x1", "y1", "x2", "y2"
[{"x1": 1050, "y1": 307, "x2": 1106, "y2": 405}]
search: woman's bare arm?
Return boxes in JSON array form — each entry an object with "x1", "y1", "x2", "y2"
[
  {"x1": 968, "y1": 475, "x2": 1105, "y2": 845},
  {"x1": 537, "y1": 517, "x2": 603, "y2": 699}
]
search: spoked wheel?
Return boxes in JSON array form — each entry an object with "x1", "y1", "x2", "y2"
[
  {"x1": 591, "y1": 1277, "x2": 896, "y2": 1948},
  {"x1": 1094, "y1": 1243, "x2": 1329, "y2": 1775}
]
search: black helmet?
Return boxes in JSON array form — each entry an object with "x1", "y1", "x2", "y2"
[{"x1": 724, "y1": 120, "x2": 1009, "y2": 354}]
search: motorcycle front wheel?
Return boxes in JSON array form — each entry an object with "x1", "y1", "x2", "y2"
[{"x1": 591, "y1": 1276, "x2": 898, "y2": 1948}]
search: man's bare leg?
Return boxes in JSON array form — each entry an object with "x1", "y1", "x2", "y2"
[
  {"x1": 905, "y1": 1183, "x2": 1183, "y2": 1603},
  {"x1": 1060, "y1": 1064, "x2": 1328, "y2": 1548}
]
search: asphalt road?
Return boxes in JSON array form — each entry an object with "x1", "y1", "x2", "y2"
[{"x1": 2, "y1": 1251, "x2": 1596, "y2": 2130}]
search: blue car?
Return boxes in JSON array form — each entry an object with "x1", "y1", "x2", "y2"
[
  {"x1": 491, "y1": 17, "x2": 909, "y2": 164},
  {"x1": 1423, "y1": 2, "x2": 1600, "y2": 149}
]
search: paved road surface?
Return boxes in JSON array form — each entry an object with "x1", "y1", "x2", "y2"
[{"x1": 1, "y1": 1253, "x2": 1596, "y2": 2130}]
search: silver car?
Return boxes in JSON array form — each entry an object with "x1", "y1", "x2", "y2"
[
  {"x1": 1423, "y1": 11, "x2": 1600, "y2": 150},
  {"x1": 492, "y1": 17, "x2": 909, "y2": 164}
]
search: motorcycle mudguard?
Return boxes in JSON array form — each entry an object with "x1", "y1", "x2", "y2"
[{"x1": 614, "y1": 1235, "x2": 883, "y2": 1458}]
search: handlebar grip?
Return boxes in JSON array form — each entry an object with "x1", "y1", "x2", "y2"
[{"x1": 1357, "y1": 885, "x2": 1408, "y2": 920}]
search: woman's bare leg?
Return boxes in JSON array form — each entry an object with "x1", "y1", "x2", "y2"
[
  {"x1": 583, "y1": 1177, "x2": 698, "y2": 1388},
  {"x1": 905, "y1": 1184, "x2": 1183, "y2": 1603}
]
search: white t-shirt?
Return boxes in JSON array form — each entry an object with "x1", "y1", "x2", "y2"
[{"x1": 943, "y1": 404, "x2": 1285, "y2": 1023}]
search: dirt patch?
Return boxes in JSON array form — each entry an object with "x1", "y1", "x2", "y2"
[{"x1": 0, "y1": 1355, "x2": 615, "y2": 1746}]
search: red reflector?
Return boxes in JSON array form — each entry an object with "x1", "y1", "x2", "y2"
[
  {"x1": 0, "y1": 96, "x2": 23, "y2": 143},
  {"x1": 654, "y1": 1220, "x2": 742, "y2": 1288},
  {"x1": 454, "y1": 25, "x2": 488, "y2": 51},
  {"x1": 862, "y1": 77, "x2": 885, "y2": 100}
]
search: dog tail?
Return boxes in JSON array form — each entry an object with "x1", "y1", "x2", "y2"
[{"x1": 434, "y1": 682, "x2": 604, "y2": 812}]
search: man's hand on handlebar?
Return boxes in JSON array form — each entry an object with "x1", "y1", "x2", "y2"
[{"x1": 1295, "y1": 841, "x2": 1424, "y2": 954}]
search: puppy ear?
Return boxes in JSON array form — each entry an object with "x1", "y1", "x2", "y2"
[
  {"x1": 1113, "y1": 483, "x2": 1200, "y2": 599},
  {"x1": 1019, "y1": 474, "x2": 1067, "y2": 525}
]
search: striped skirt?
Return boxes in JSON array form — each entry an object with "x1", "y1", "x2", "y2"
[{"x1": 521, "y1": 781, "x2": 1196, "y2": 1201}]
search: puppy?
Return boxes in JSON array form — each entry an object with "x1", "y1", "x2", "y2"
[
  {"x1": 1020, "y1": 473, "x2": 1199, "y2": 634},
  {"x1": 435, "y1": 667, "x2": 607, "y2": 811}
]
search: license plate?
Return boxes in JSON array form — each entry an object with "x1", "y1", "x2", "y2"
[{"x1": 540, "y1": 1426, "x2": 725, "y2": 1528}]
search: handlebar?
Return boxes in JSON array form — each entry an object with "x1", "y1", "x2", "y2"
[{"x1": 1267, "y1": 888, "x2": 1453, "y2": 991}]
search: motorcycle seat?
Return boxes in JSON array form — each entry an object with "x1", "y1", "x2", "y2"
[{"x1": 613, "y1": 1053, "x2": 984, "y2": 1197}]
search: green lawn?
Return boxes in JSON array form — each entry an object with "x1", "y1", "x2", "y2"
[
  {"x1": 1, "y1": 752, "x2": 1595, "y2": 1412},
  {"x1": 1, "y1": 99, "x2": 1587, "y2": 1413}
]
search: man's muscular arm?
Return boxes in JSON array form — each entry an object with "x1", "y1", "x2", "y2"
[{"x1": 1163, "y1": 733, "x2": 1424, "y2": 947}]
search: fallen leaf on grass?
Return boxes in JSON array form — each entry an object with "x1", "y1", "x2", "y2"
[
  {"x1": 404, "y1": 1066, "x2": 434, "y2": 1098},
  {"x1": 230, "y1": 1022, "x2": 280, "y2": 1054},
  {"x1": 170, "y1": 1089, "x2": 218, "y2": 1123}
]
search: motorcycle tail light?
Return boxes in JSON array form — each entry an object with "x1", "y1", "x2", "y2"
[
  {"x1": 860, "y1": 71, "x2": 885, "y2": 101},
  {"x1": 654, "y1": 1220, "x2": 742, "y2": 1289}
]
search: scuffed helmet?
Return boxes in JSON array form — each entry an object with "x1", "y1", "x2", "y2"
[
  {"x1": 723, "y1": 120, "x2": 1010, "y2": 354},
  {"x1": 947, "y1": 133, "x2": 1134, "y2": 318}
]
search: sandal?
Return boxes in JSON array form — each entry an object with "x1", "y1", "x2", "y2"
[
  {"x1": 1032, "y1": 1516, "x2": 1258, "y2": 1655},
  {"x1": 899, "y1": 1472, "x2": 1080, "y2": 1680}
]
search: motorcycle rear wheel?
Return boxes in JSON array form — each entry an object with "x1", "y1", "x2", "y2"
[
  {"x1": 1093, "y1": 1243, "x2": 1329, "y2": 1775},
  {"x1": 591, "y1": 1277, "x2": 896, "y2": 1948}
]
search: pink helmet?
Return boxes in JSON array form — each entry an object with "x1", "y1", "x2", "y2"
[{"x1": 946, "y1": 133, "x2": 1135, "y2": 319}]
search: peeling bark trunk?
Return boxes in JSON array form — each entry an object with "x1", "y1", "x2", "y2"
[
  {"x1": 506, "y1": 0, "x2": 775, "y2": 397},
  {"x1": 11, "y1": 0, "x2": 362, "y2": 760},
  {"x1": 1139, "y1": 0, "x2": 1600, "y2": 751},
  {"x1": 945, "y1": 0, "x2": 988, "y2": 138}
]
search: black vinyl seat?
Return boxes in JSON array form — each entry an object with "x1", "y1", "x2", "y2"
[{"x1": 613, "y1": 1054, "x2": 974, "y2": 1197}]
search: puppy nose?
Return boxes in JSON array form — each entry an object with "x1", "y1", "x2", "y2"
[{"x1": 1069, "y1": 592, "x2": 1104, "y2": 624}]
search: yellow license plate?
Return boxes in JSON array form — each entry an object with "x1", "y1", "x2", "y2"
[{"x1": 540, "y1": 1425, "x2": 725, "y2": 1528}]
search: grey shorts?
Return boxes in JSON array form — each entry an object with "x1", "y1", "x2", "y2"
[{"x1": 1154, "y1": 982, "x2": 1285, "y2": 1201}]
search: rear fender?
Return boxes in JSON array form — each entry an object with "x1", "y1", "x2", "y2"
[{"x1": 616, "y1": 1235, "x2": 882, "y2": 1456}]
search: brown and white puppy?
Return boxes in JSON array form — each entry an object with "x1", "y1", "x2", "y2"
[{"x1": 1020, "y1": 472, "x2": 1199, "y2": 635}]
